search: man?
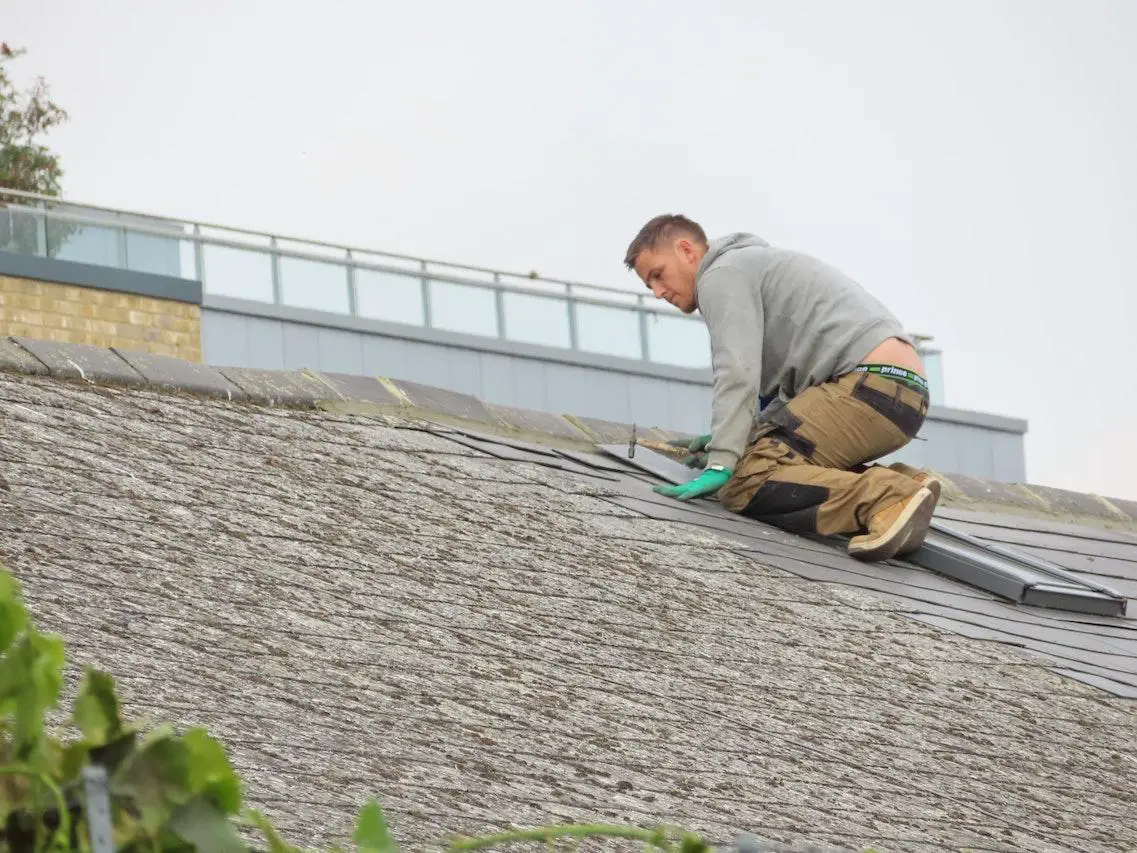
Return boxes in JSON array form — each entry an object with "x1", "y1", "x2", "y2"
[{"x1": 624, "y1": 213, "x2": 940, "y2": 562}]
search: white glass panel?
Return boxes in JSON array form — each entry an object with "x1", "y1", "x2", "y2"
[
  {"x1": 503, "y1": 291, "x2": 571, "y2": 348},
  {"x1": 429, "y1": 279, "x2": 498, "y2": 336},
  {"x1": 575, "y1": 303, "x2": 642, "y2": 359},
  {"x1": 356, "y1": 269, "x2": 424, "y2": 326},
  {"x1": 47, "y1": 217, "x2": 120, "y2": 267},
  {"x1": 645, "y1": 313, "x2": 711, "y2": 368},
  {"x1": 125, "y1": 231, "x2": 183, "y2": 277},
  {"x1": 202, "y1": 244, "x2": 274, "y2": 302},
  {"x1": 0, "y1": 208, "x2": 40, "y2": 255},
  {"x1": 280, "y1": 256, "x2": 349, "y2": 313}
]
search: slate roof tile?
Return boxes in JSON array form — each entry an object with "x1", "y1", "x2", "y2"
[{"x1": 2, "y1": 367, "x2": 1137, "y2": 852}]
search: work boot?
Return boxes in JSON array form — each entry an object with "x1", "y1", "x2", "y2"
[
  {"x1": 886, "y1": 462, "x2": 945, "y2": 503},
  {"x1": 847, "y1": 486, "x2": 937, "y2": 562}
]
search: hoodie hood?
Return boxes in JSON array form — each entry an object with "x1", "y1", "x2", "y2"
[{"x1": 697, "y1": 232, "x2": 770, "y2": 279}]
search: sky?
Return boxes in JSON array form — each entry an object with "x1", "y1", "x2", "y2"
[{"x1": 6, "y1": 0, "x2": 1136, "y2": 500}]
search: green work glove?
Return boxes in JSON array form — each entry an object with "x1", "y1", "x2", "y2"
[
  {"x1": 653, "y1": 466, "x2": 732, "y2": 501},
  {"x1": 667, "y1": 433, "x2": 713, "y2": 468}
]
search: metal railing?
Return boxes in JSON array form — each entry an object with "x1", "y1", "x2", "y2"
[
  {"x1": 0, "y1": 187, "x2": 944, "y2": 399},
  {"x1": 0, "y1": 187, "x2": 712, "y2": 369}
]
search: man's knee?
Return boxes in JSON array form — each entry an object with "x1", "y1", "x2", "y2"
[{"x1": 719, "y1": 437, "x2": 792, "y2": 514}]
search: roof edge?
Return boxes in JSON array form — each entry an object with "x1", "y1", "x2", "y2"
[{"x1": 2, "y1": 336, "x2": 1133, "y2": 531}]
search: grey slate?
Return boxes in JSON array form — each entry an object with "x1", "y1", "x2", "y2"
[
  {"x1": 213, "y1": 366, "x2": 343, "y2": 406},
  {"x1": 935, "y1": 505, "x2": 1137, "y2": 545},
  {"x1": 388, "y1": 378, "x2": 498, "y2": 424},
  {"x1": 11, "y1": 337, "x2": 146, "y2": 386},
  {"x1": 313, "y1": 372, "x2": 403, "y2": 406},
  {"x1": 941, "y1": 472, "x2": 1047, "y2": 506},
  {"x1": 553, "y1": 448, "x2": 639, "y2": 474},
  {"x1": 0, "y1": 337, "x2": 47, "y2": 375},
  {"x1": 112, "y1": 348, "x2": 248, "y2": 400},
  {"x1": 5, "y1": 370, "x2": 1137, "y2": 851},
  {"x1": 486, "y1": 402, "x2": 593, "y2": 442},
  {"x1": 1019, "y1": 482, "x2": 1132, "y2": 521},
  {"x1": 599, "y1": 443, "x2": 697, "y2": 486},
  {"x1": 567, "y1": 414, "x2": 683, "y2": 444},
  {"x1": 1051, "y1": 668, "x2": 1137, "y2": 699}
]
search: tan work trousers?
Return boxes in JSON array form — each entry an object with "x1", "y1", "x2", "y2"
[{"x1": 719, "y1": 368, "x2": 930, "y2": 536}]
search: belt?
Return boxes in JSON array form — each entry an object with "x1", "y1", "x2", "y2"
[{"x1": 852, "y1": 363, "x2": 929, "y2": 394}]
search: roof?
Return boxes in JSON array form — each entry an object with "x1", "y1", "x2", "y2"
[{"x1": 1, "y1": 337, "x2": 1136, "y2": 853}]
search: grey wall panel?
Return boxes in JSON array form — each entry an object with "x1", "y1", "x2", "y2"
[
  {"x1": 628, "y1": 375, "x2": 675, "y2": 431},
  {"x1": 478, "y1": 352, "x2": 519, "y2": 407},
  {"x1": 317, "y1": 327, "x2": 364, "y2": 375},
  {"x1": 447, "y1": 348, "x2": 484, "y2": 398},
  {"x1": 200, "y1": 306, "x2": 1028, "y2": 482},
  {"x1": 361, "y1": 335, "x2": 407, "y2": 377},
  {"x1": 665, "y1": 381, "x2": 712, "y2": 434},
  {"x1": 281, "y1": 324, "x2": 321, "y2": 370},
  {"x1": 990, "y1": 430, "x2": 1027, "y2": 483},
  {"x1": 399, "y1": 339, "x2": 452, "y2": 388},
  {"x1": 246, "y1": 317, "x2": 286, "y2": 370},
  {"x1": 508, "y1": 359, "x2": 550, "y2": 411},
  {"x1": 201, "y1": 311, "x2": 250, "y2": 367}
]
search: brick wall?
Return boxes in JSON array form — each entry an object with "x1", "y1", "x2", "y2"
[{"x1": 0, "y1": 275, "x2": 202, "y2": 362}]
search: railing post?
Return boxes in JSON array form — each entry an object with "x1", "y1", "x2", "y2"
[
  {"x1": 82, "y1": 766, "x2": 115, "y2": 853},
  {"x1": 420, "y1": 259, "x2": 433, "y2": 327},
  {"x1": 346, "y1": 249, "x2": 358, "y2": 316},
  {"x1": 193, "y1": 224, "x2": 205, "y2": 284},
  {"x1": 118, "y1": 225, "x2": 129, "y2": 269},
  {"x1": 566, "y1": 283, "x2": 579, "y2": 350},
  {"x1": 637, "y1": 295, "x2": 651, "y2": 361},
  {"x1": 493, "y1": 272, "x2": 506, "y2": 338},
  {"x1": 35, "y1": 201, "x2": 47, "y2": 257},
  {"x1": 270, "y1": 236, "x2": 282, "y2": 304}
]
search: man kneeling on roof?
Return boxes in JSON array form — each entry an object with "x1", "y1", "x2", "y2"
[{"x1": 624, "y1": 214, "x2": 942, "y2": 563}]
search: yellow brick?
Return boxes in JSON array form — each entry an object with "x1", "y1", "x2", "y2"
[
  {"x1": 86, "y1": 319, "x2": 116, "y2": 336},
  {"x1": 2, "y1": 322, "x2": 40, "y2": 338}
]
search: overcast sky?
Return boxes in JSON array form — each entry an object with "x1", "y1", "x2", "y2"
[{"x1": 7, "y1": 0, "x2": 1136, "y2": 500}]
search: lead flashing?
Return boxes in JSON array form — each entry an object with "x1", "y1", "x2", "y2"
[{"x1": 0, "y1": 251, "x2": 202, "y2": 305}]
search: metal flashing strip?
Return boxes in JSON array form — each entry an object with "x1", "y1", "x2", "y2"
[{"x1": 909, "y1": 521, "x2": 1128, "y2": 617}]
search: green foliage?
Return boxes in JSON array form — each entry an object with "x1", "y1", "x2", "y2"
[
  {"x1": 0, "y1": 42, "x2": 68, "y2": 198},
  {"x1": 0, "y1": 563, "x2": 724, "y2": 852},
  {"x1": 0, "y1": 41, "x2": 79, "y2": 257}
]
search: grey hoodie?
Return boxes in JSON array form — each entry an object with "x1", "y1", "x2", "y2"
[{"x1": 696, "y1": 233, "x2": 911, "y2": 471}]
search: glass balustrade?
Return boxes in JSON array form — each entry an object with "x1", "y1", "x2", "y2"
[
  {"x1": 574, "y1": 303, "x2": 643, "y2": 360},
  {"x1": 0, "y1": 197, "x2": 718, "y2": 370},
  {"x1": 355, "y1": 269, "x2": 425, "y2": 326},
  {"x1": 279, "y1": 256, "x2": 350, "y2": 314},
  {"x1": 427, "y1": 279, "x2": 499, "y2": 337},
  {"x1": 646, "y1": 312, "x2": 712, "y2": 368},
  {"x1": 200, "y1": 244, "x2": 275, "y2": 302},
  {"x1": 502, "y1": 291, "x2": 572, "y2": 348}
]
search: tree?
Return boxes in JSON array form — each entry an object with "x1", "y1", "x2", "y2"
[
  {"x1": 0, "y1": 42, "x2": 68, "y2": 197},
  {"x1": 0, "y1": 42, "x2": 72, "y2": 255}
]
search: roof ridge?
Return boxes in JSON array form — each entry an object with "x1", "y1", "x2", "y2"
[{"x1": 2, "y1": 334, "x2": 1135, "y2": 532}]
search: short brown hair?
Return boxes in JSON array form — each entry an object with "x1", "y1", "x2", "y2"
[{"x1": 623, "y1": 214, "x2": 708, "y2": 270}]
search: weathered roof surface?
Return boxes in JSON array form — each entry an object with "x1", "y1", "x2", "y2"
[{"x1": 2, "y1": 340, "x2": 1137, "y2": 853}]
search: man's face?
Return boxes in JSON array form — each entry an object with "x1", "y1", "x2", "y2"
[{"x1": 633, "y1": 237, "x2": 704, "y2": 314}]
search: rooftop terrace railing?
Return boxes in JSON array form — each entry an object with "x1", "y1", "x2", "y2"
[
  {"x1": 0, "y1": 188, "x2": 714, "y2": 369},
  {"x1": 0, "y1": 187, "x2": 944, "y2": 398}
]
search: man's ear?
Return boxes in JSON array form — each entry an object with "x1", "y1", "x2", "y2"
[{"x1": 675, "y1": 238, "x2": 697, "y2": 264}]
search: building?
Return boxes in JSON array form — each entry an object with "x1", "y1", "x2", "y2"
[{"x1": 1, "y1": 189, "x2": 1027, "y2": 482}]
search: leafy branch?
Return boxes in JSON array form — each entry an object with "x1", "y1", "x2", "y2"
[{"x1": 0, "y1": 563, "x2": 726, "y2": 853}]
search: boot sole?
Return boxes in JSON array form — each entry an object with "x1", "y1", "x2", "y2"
[
  {"x1": 896, "y1": 476, "x2": 943, "y2": 557},
  {"x1": 848, "y1": 487, "x2": 936, "y2": 562}
]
